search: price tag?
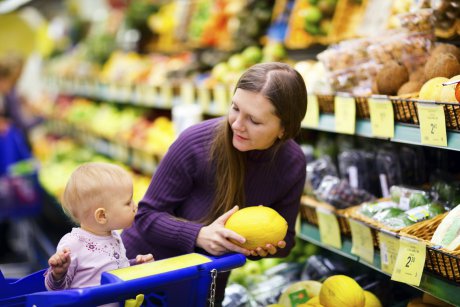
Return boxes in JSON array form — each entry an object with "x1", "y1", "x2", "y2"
[
  {"x1": 131, "y1": 149, "x2": 142, "y2": 170},
  {"x1": 302, "y1": 95, "x2": 319, "y2": 128},
  {"x1": 213, "y1": 85, "x2": 228, "y2": 115},
  {"x1": 391, "y1": 237, "x2": 426, "y2": 286},
  {"x1": 144, "y1": 85, "x2": 158, "y2": 106},
  {"x1": 161, "y1": 84, "x2": 173, "y2": 107},
  {"x1": 316, "y1": 208, "x2": 342, "y2": 249},
  {"x1": 335, "y1": 96, "x2": 356, "y2": 134},
  {"x1": 417, "y1": 103, "x2": 447, "y2": 147},
  {"x1": 198, "y1": 86, "x2": 211, "y2": 112},
  {"x1": 180, "y1": 82, "x2": 195, "y2": 105},
  {"x1": 349, "y1": 219, "x2": 374, "y2": 264},
  {"x1": 378, "y1": 232, "x2": 400, "y2": 274},
  {"x1": 141, "y1": 151, "x2": 157, "y2": 174},
  {"x1": 369, "y1": 98, "x2": 394, "y2": 138}
]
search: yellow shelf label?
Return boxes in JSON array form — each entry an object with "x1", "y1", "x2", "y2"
[
  {"x1": 391, "y1": 237, "x2": 426, "y2": 286},
  {"x1": 109, "y1": 253, "x2": 212, "y2": 281},
  {"x1": 335, "y1": 96, "x2": 356, "y2": 134},
  {"x1": 180, "y1": 82, "x2": 195, "y2": 105},
  {"x1": 213, "y1": 85, "x2": 229, "y2": 115},
  {"x1": 198, "y1": 86, "x2": 211, "y2": 111},
  {"x1": 161, "y1": 84, "x2": 173, "y2": 107},
  {"x1": 302, "y1": 95, "x2": 319, "y2": 128},
  {"x1": 317, "y1": 208, "x2": 342, "y2": 249},
  {"x1": 369, "y1": 98, "x2": 394, "y2": 138},
  {"x1": 417, "y1": 103, "x2": 447, "y2": 147},
  {"x1": 349, "y1": 219, "x2": 374, "y2": 264},
  {"x1": 379, "y1": 232, "x2": 400, "y2": 275}
]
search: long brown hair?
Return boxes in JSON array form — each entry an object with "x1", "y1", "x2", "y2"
[{"x1": 203, "y1": 62, "x2": 307, "y2": 225}]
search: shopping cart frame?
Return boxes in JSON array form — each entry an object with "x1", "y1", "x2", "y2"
[{"x1": 0, "y1": 252, "x2": 246, "y2": 307}]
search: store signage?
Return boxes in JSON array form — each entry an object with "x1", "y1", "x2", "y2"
[
  {"x1": 302, "y1": 95, "x2": 319, "y2": 128},
  {"x1": 379, "y1": 232, "x2": 400, "y2": 275},
  {"x1": 198, "y1": 86, "x2": 211, "y2": 111},
  {"x1": 213, "y1": 85, "x2": 228, "y2": 115},
  {"x1": 316, "y1": 208, "x2": 342, "y2": 249},
  {"x1": 349, "y1": 219, "x2": 374, "y2": 264},
  {"x1": 334, "y1": 95, "x2": 356, "y2": 134},
  {"x1": 369, "y1": 98, "x2": 394, "y2": 138},
  {"x1": 181, "y1": 82, "x2": 195, "y2": 105},
  {"x1": 391, "y1": 237, "x2": 426, "y2": 286},
  {"x1": 417, "y1": 103, "x2": 447, "y2": 147}
]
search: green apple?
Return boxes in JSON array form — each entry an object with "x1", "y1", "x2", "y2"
[
  {"x1": 243, "y1": 260, "x2": 262, "y2": 275},
  {"x1": 241, "y1": 46, "x2": 262, "y2": 65}
]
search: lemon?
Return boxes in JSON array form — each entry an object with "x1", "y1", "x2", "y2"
[{"x1": 225, "y1": 206, "x2": 288, "y2": 250}]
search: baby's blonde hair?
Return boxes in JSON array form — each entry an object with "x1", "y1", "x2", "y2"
[{"x1": 62, "y1": 162, "x2": 132, "y2": 224}]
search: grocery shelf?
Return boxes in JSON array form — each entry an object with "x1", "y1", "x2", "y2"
[
  {"x1": 301, "y1": 114, "x2": 460, "y2": 151},
  {"x1": 298, "y1": 222, "x2": 460, "y2": 306}
]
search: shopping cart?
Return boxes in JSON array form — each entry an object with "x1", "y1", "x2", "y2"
[{"x1": 0, "y1": 252, "x2": 246, "y2": 307}]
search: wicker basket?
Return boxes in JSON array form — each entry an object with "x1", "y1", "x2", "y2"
[
  {"x1": 346, "y1": 203, "x2": 401, "y2": 249},
  {"x1": 389, "y1": 96, "x2": 460, "y2": 131},
  {"x1": 300, "y1": 195, "x2": 351, "y2": 236},
  {"x1": 399, "y1": 213, "x2": 460, "y2": 283},
  {"x1": 317, "y1": 95, "x2": 335, "y2": 114}
]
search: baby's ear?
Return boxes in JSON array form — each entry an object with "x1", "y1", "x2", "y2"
[{"x1": 94, "y1": 208, "x2": 107, "y2": 224}]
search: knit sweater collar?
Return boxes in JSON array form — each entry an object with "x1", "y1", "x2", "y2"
[{"x1": 246, "y1": 143, "x2": 280, "y2": 162}]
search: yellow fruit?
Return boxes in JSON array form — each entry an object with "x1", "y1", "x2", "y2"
[
  {"x1": 300, "y1": 296, "x2": 324, "y2": 306},
  {"x1": 439, "y1": 75, "x2": 460, "y2": 102},
  {"x1": 278, "y1": 281, "x2": 322, "y2": 307},
  {"x1": 319, "y1": 275, "x2": 365, "y2": 307},
  {"x1": 364, "y1": 291, "x2": 382, "y2": 307},
  {"x1": 419, "y1": 77, "x2": 449, "y2": 101},
  {"x1": 225, "y1": 206, "x2": 288, "y2": 250}
]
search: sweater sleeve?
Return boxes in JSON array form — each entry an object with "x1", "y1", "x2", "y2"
[
  {"x1": 44, "y1": 238, "x2": 77, "y2": 291},
  {"x1": 134, "y1": 127, "x2": 207, "y2": 254}
]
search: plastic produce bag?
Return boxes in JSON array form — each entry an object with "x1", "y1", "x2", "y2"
[
  {"x1": 314, "y1": 175, "x2": 375, "y2": 209},
  {"x1": 338, "y1": 149, "x2": 378, "y2": 195},
  {"x1": 305, "y1": 156, "x2": 338, "y2": 196},
  {"x1": 376, "y1": 147, "x2": 402, "y2": 198},
  {"x1": 399, "y1": 145, "x2": 426, "y2": 186}
]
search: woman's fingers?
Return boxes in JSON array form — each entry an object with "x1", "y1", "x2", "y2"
[{"x1": 216, "y1": 205, "x2": 239, "y2": 224}]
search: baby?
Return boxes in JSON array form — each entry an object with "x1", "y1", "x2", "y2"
[{"x1": 45, "y1": 162, "x2": 153, "y2": 290}]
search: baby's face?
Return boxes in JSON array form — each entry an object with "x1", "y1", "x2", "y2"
[{"x1": 105, "y1": 183, "x2": 137, "y2": 231}]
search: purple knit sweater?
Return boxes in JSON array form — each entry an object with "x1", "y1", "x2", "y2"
[{"x1": 121, "y1": 117, "x2": 306, "y2": 261}]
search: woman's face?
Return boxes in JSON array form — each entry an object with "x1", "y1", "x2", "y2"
[{"x1": 228, "y1": 88, "x2": 284, "y2": 151}]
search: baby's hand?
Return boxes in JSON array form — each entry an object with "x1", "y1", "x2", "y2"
[
  {"x1": 135, "y1": 254, "x2": 154, "y2": 264},
  {"x1": 48, "y1": 247, "x2": 71, "y2": 281}
]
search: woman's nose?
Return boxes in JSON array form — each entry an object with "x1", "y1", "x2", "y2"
[{"x1": 232, "y1": 116, "x2": 245, "y2": 131}]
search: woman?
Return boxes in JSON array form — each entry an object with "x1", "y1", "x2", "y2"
[{"x1": 122, "y1": 62, "x2": 308, "y2": 305}]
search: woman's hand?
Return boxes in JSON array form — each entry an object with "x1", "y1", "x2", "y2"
[
  {"x1": 196, "y1": 206, "x2": 251, "y2": 256},
  {"x1": 249, "y1": 240, "x2": 286, "y2": 257},
  {"x1": 135, "y1": 253, "x2": 154, "y2": 264}
]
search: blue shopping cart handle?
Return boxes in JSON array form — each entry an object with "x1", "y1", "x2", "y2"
[{"x1": 0, "y1": 253, "x2": 246, "y2": 307}]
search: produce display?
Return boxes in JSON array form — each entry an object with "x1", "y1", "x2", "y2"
[{"x1": 25, "y1": 1, "x2": 460, "y2": 306}]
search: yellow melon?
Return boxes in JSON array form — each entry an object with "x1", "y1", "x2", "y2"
[
  {"x1": 225, "y1": 206, "x2": 288, "y2": 250},
  {"x1": 278, "y1": 281, "x2": 323, "y2": 307},
  {"x1": 419, "y1": 77, "x2": 449, "y2": 101},
  {"x1": 364, "y1": 291, "x2": 382, "y2": 307},
  {"x1": 439, "y1": 75, "x2": 460, "y2": 102},
  {"x1": 319, "y1": 275, "x2": 365, "y2": 307}
]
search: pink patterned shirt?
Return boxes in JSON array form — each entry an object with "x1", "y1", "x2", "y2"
[{"x1": 45, "y1": 227, "x2": 131, "y2": 290}]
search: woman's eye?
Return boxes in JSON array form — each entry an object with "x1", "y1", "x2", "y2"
[{"x1": 250, "y1": 118, "x2": 260, "y2": 125}]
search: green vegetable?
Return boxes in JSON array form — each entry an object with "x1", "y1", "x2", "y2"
[{"x1": 409, "y1": 193, "x2": 430, "y2": 208}]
